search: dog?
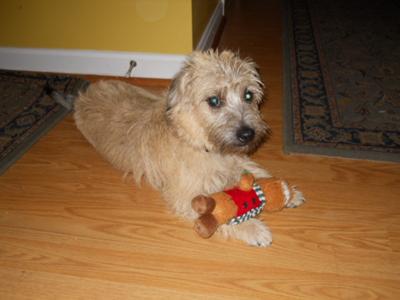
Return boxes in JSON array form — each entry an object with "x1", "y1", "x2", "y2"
[{"x1": 74, "y1": 50, "x2": 305, "y2": 247}]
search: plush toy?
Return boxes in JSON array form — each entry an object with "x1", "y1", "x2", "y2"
[{"x1": 191, "y1": 172, "x2": 296, "y2": 238}]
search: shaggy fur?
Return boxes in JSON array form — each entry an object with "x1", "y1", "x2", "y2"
[{"x1": 74, "y1": 50, "x2": 305, "y2": 247}]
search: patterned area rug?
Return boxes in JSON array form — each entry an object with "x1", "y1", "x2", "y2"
[
  {"x1": 0, "y1": 70, "x2": 89, "y2": 174},
  {"x1": 283, "y1": 0, "x2": 400, "y2": 162}
]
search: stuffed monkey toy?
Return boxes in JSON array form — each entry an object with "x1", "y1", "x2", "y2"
[{"x1": 191, "y1": 172, "x2": 296, "y2": 238}]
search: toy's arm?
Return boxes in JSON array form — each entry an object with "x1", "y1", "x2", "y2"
[{"x1": 238, "y1": 171, "x2": 255, "y2": 191}]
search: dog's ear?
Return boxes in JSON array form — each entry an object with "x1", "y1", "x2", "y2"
[
  {"x1": 241, "y1": 56, "x2": 265, "y2": 104},
  {"x1": 166, "y1": 72, "x2": 183, "y2": 112},
  {"x1": 219, "y1": 49, "x2": 236, "y2": 60},
  {"x1": 166, "y1": 63, "x2": 193, "y2": 112},
  {"x1": 167, "y1": 50, "x2": 211, "y2": 111}
]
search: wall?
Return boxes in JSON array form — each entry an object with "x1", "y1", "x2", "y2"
[
  {"x1": 0, "y1": 0, "x2": 221, "y2": 78},
  {"x1": 0, "y1": 0, "x2": 195, "y2": 54}
]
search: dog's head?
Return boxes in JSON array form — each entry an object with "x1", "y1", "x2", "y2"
[{"x1": 166, "y1": 50, "x2": 269, "y2": 154}]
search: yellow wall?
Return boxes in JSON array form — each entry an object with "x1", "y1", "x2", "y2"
[{"x1": 0, "y1": 0, "x2": 218, "y2": 55}]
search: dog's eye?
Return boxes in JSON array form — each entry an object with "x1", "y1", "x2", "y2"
[
  {"x1": 207, "y1": 96, "x2": 221, "y2": 108},
  {"x1": 244, "y1": 89, "x2": 253, "y2": 103}
]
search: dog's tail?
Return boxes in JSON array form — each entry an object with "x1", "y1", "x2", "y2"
[{"x1": 47, "y1": 80, "x2": 90, "y2": 111}]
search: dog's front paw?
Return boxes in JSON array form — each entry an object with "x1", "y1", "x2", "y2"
[
  {"x1": 219, "y1": 219, "x2": 273, "y2": 247},
  {"x1": 245, "y1": 222, "x2": 273, "y2": 247},
  {"x1": 286, "y1": 189, "x2": 306, "y2": 208}
]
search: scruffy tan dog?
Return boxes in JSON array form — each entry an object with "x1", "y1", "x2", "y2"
[{"x1": 74, "y1": 50, "x2": 305, "y2": 247}]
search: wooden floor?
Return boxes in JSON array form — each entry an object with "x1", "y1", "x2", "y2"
[{"x1": 1, "y1": 1, "x2": 399, "y2": 299}]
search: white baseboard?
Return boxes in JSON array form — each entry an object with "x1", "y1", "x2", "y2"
[
  {"x1": 0, "y1": 47, "x2": 186, "y2": 79},
  {"x1": 196, "y1": 0, "x2": 224, "y2": 51},
  {"x1": 0, "y1": 0, "x2": 223, "y2": 79}
]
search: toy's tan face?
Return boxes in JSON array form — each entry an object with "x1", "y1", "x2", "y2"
[{"x1": 167, "y1": 50, "x2": 269, "y2": 154}]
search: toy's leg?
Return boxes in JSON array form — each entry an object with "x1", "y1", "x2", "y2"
[
  {"x1": 194, "y1": 214, "x2": 219, "y2": 238},
  {"x1": 191, "y1": 195, "x2": 216, "y2": 215},
  {"x1": 218, "y1": 218, "x2": 273, "y2": 247}
]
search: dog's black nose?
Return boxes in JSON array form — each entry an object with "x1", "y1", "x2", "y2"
[{"x1": 236, "y1": 126, "x2": 255, "y2": 144}]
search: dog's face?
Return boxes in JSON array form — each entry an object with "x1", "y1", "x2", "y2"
[{"x1": 166, "y1": 50, "x2": 269, "y2": 154}]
